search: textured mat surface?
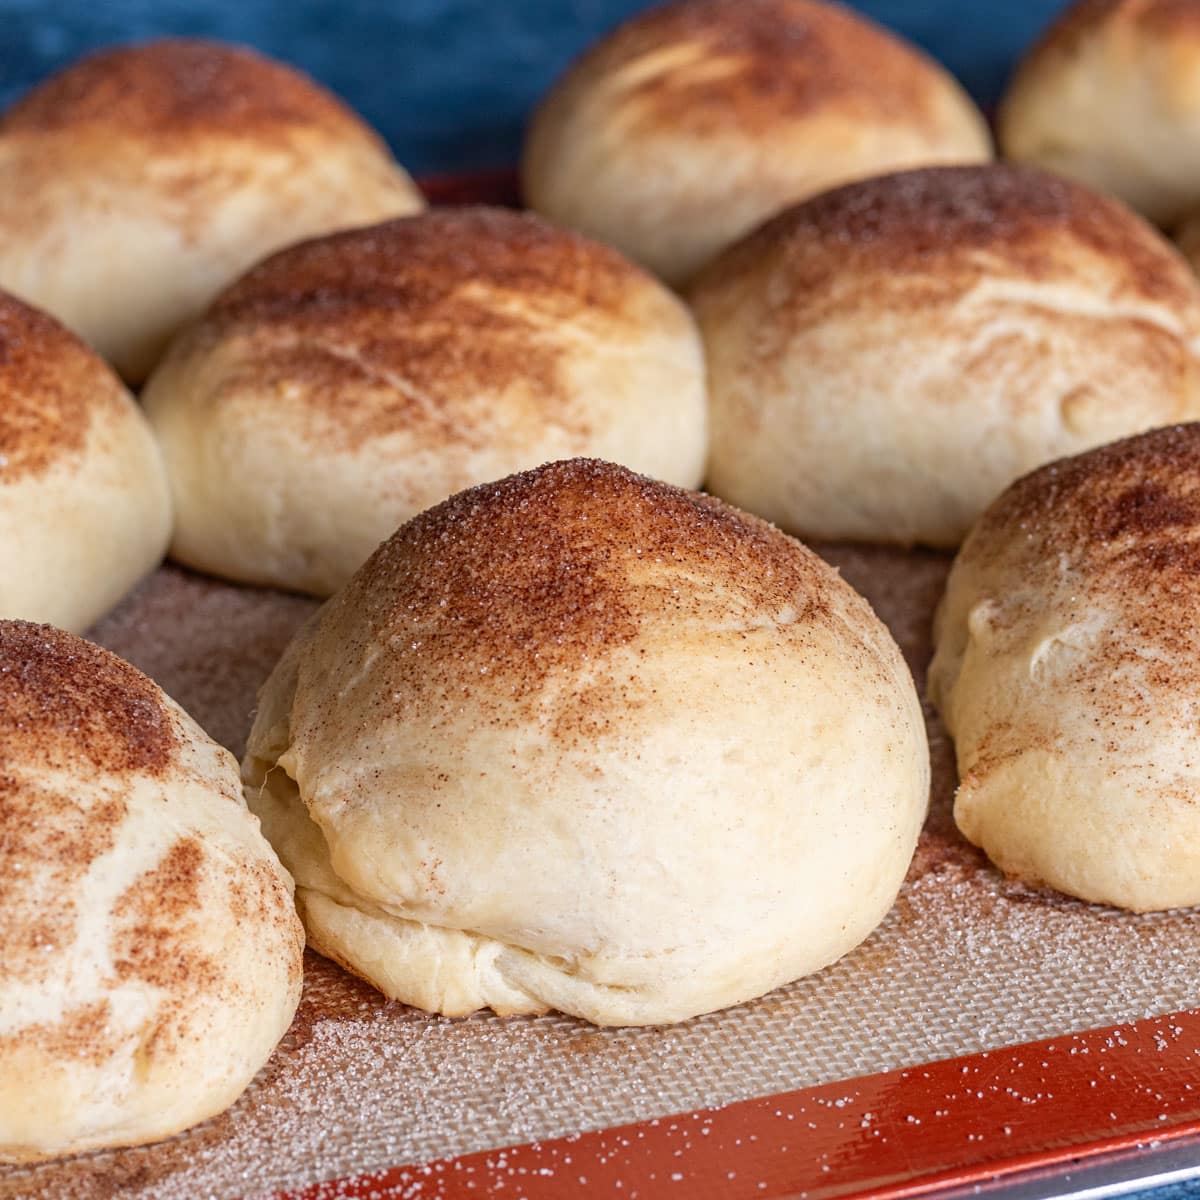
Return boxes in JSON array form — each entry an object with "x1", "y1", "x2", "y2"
[{"x1": 3, "y1": 544, "x2": 1197, "y2": 1200}]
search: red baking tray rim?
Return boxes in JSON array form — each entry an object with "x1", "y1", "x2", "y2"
[
  {"x1": 262, "y1": 171, "x2": 1200, "y2": 1200},
  {"x1": 274, "y1": 1007, "x2": 1200, "y2": 1200}
]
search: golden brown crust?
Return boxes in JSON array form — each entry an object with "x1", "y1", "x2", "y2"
[
  {"x1": 986, "y1": 422, "x2": 1200, "y2": 557},
  {"x1": 213, "y1": 207, "x2": 644, "y2": 323},
  {"x1": 549, "y1": 0, "x2": 959, "y2": 134},
  {"x1": 963, "y1": 424, "x2": 1200, "y2": 728},
  {"x1": 342, "y1": 458, "x2": 841, "y2": 709},
  {"x1": 190, "y1": 208, "x2": 666, "y2": 453},
  {"x1": 0, "y1": 292, "x2": 125, "y2": 481},
  {"x1": 1021, "y1": 0, "x2": 1122, "y2": 60},
  {"x1": 0, "y1": 38, "x2": 381, "y2": 148},
  {"x1": 694, "y1": 164, "x2": 1198, "y2": 307},
  {"x1": 1021, "y1": 0, "x2": 1200, "y2": 64},
  {"x1": 0, "y1": 621, "x2": 177, "y2": 775}
]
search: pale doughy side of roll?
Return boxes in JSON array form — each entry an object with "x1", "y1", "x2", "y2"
[
  {"x1": 1000, "y1": 0, "x2": 1200, "y2": 228},
  {"x1": 244, "y1": 459, "x2": 929, "y2": 1025},
  {"x1": 692, "y1": 164, "x2": 1200, "y2": 548},
  {"x1": 929, "y1": 424, "x2": 1200, "y2": 912},
  {"x1": 0, "y1": 40, "x2": 424, "y2": 381},
  {"x1": 144, "y1": 209, "x2": 708, "y2": 596},
  {"x1": 523, "y1": 0, "x2": 991, "y2": 283},
  {"x1": 0, "y1": 622, "x2": 304, "y2": 1163},
  {"x1": 0, "y1": 293, "x2": 170, "y2": 632}
]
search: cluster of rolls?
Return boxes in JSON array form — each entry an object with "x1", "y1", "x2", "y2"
[
  {"x1": 522, "y1": 0, "x2": 1200, "y2": 922},
  {"x1": 7, "y1": 0, "x2": 1200, "y2": 1167}
]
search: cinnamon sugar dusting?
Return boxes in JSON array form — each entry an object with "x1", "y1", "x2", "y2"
[
  {"x1": 343, "y1": 458, "x2": 837, "y2": 707},
  {"x1": 571, "y1": 0, "x2": 952, "y2": 132},
  {"x1": 962, "y1": 425, "x2": 1200, "y2": 725},
  {"x1": 697, "y1": 164, "x2": 1197, "y2": 307},
  {"x1": 1023, "y1": 0, "x2": 1200, "y2": 63},
  {"x1": 997, "y1": 422, "x2": 1200, "y2": 545},
  {"x1": 215, "y1": 208, "x2": 640, "y2": 323},
  {"x1": 0, "y1": 39, "x2": 377, "y2": 146},
  {"x1": 0, "y1": 621, "x2": 176, "y2": 1001},
  {"x1": 0, "y1": 621, "x2": 176, "y2": 773},
  {"x1": 107, "y1": 838, "x2": 224, "y2": 1061},
  {"x1": 112, "y1": 839, "x2": 214, "y2": 987},
  {"x1": 184, "y1": 208, "x2": 658, "y2": 453},
  {"x1": 980, "y1": 425, "x2": 1200, "y2": 608},
  {"x1": 3, "y1": 545, "x2": 1199, "y2": 1196},
  {"x1": 1021, "y1": 0, "x2": 1123, "y2": 60},
  {"x1": 0, "y1": 784, "x2": 125, "y2": 980},
  {"x1": 0, "y1": 294, "x2": 123, "y2": 481},
  {"x1": 0, "y1": 1002, "x2": 116, "y2": 1068}
]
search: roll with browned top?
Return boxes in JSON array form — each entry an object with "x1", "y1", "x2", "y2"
[
  {"x1": 1001, "y1": 0, "x2": 1200, "y2": 228},
  {"x1": 0, "y1": 622, "x2": 303, "y2": 1162},
  {"x1": 242, "y1": 459, "x2": 929, "y2": 1026},
  {"x1": 143, "y1": 207, "x2": 708, "y2": 596},
  {"x1": 523, "y1": 0, "x2": 991, "y2": 284},
  {"x1": 0, "y1": 291, "x2": 169, "y2": 632},
  {"x1": 0, "y1": 39, "x2": 424, "y2": 382},
  {"x1": 930, "y1": 424, "x2": 1200, "y2": 911},
  {"x1": 691, "y1": 163, "x2": 1200, "y2": 548}
]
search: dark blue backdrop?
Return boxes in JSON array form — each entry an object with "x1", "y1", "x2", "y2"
[{"x1": 0, "y1": 0, "x2": 1062, "y2": 175}]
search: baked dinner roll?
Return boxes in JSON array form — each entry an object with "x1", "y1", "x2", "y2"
[
  {"x1": 0, "y1": 291, "x2": 170, "y2": 632},
  {"x1": 143, "y1": 208, "x2": 708, "y2": 597},
  {"x1": 691, "y1": 163, "x2": 1200, "y2": 548},
  {"x1": 243, "y1": 458, "x2": 929, "y2": 1026},
  {"x1": 0, "y1": 39, "x2": 424, "y2": 382},
  {"x1": 1000, "y1": 0, "x2": 1200, "y2": 228},
  {"x1": 0, "y1": 621, "x2": 303, "y2": 1163},
  {"x1": 929, "y1": 424, "x2": 1200, "y2": 912},
  {"x1": 522, "y1": 0, "x2": 991, "y2": 284}
]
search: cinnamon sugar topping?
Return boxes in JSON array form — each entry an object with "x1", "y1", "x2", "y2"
[
  {"x1": 0, "y1": 294, "x2": 123, "y2": 482},
  {"x1": 6, "y1": 550, "x2": 1200, "y2": 1199},
  {"x1": 184, "y1": 208, "x2": 660, "y2": 453},
  {"x1": 699, "y1": 164, "x2": 1197, "y2": 306},
  {"x1": 567, "y1": 0, "x2": 953, "y2": 132},
  {"x1": 1023, "y1": 0, "x2": 1200, "y2": 64},
  {"x1": 0, "y1": 621, "x2": 176, "y2": 773},
  {"x1": 0, "y1": 39, "x2": 378, "y2": 146},
  {"x1": 344, "y1": 457, "x2": 836, "y2": 702}
]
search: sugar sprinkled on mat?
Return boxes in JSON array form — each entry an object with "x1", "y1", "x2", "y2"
[{"x1": 3, "y1": 549, "x2": 1197, "y2": 1200}]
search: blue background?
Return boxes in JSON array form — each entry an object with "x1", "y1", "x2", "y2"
[
  {"x1": 2, "y1": 1, "x2": 1197, "y2": 1197},
  {"x1": 0, "y1": 0, "x2": 1063, "y2": 175}
]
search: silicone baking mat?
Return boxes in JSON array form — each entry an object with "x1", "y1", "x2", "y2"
[{"x1": 3, "y1": 542, "x2": 1199, "y2": 1200}]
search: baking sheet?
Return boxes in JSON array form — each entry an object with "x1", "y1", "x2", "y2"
[{"x1": 3, "y1": 543, "x2": 1197, "y2": 1200}]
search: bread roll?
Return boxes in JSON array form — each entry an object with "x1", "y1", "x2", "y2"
[
  {"x1": 0, "y1": 39, "x2": 424, "y2": 382},
  {"x1": 0, "y1": 621, "x2": 303, "y2": 1162},
  {"x1": 522, "y1": 0, "x2": 991, "y2": 284},
  {"x1": 143, "y1": 207, "x2": 708, "y2": 597},
  {"x1": 0, "y1": 292, "x2": 170, "y2": 632},
  {"x1": 691, "y1": 163, "x2": 1200, "y2": 548},
  {"x1": 243, "y1": 458, "x2": 929, "y2": 1026},
  {"x1": 1000, "y1": 0, "x2": 1200, "y2": 228},
  {"x1": 929, "y1": 424, "x2": 1200, "y2": 911}
]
